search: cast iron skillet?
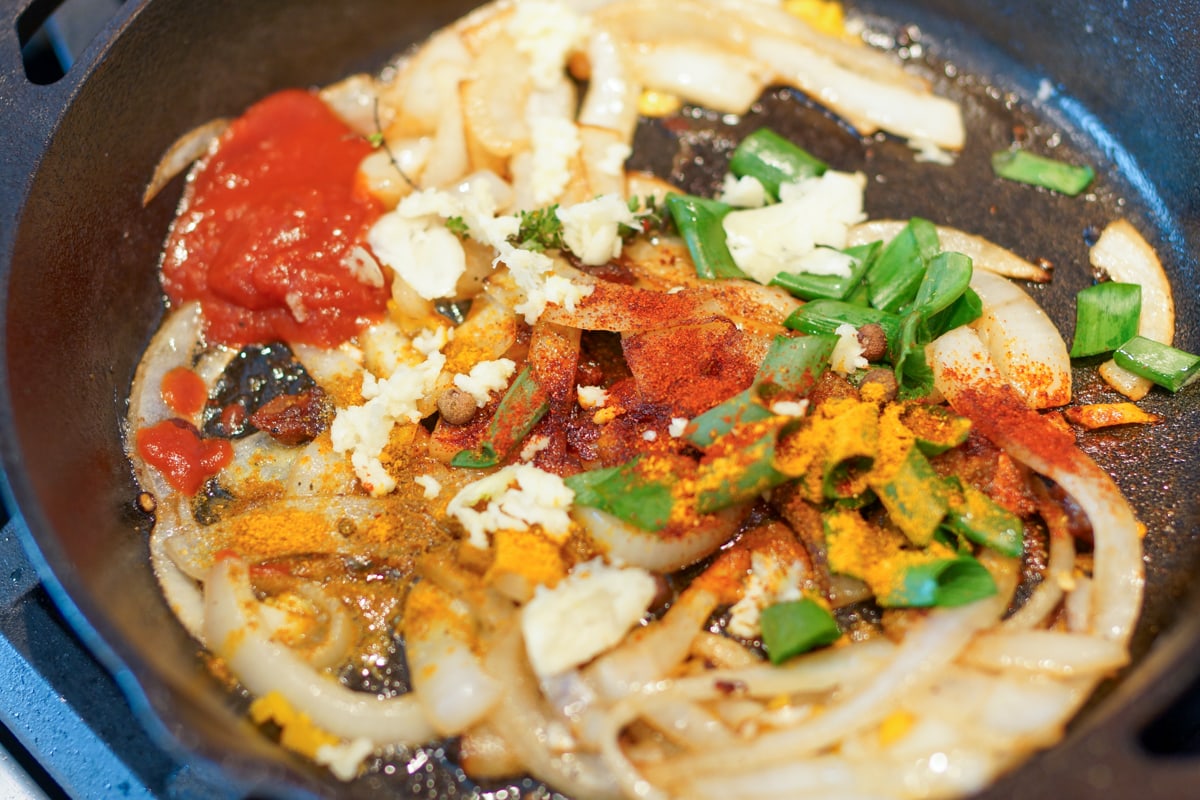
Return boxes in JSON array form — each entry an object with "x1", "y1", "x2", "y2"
[{"x1": 1, "y1": 0, "x2": 1199, "y2": 797}]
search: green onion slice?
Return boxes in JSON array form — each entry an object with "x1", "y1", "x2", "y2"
[
  {"x1": 991, "y1": 149, "x2": 1095, "y2": 196},
  {"x1": 665, "y1": 194, "x2": 747, "y2": 280},
  {"x1": 880, "y1": 556, "x2": 997, "y2": 608},
  {"x1": 943, "y1": 478, "x2": 1024, "y2": 558},
  {"x1": 866, "y1": 217, "x2": 940, "y2": 314},
  {"x1": 867, "y1": 445, "x2": 950, "y2": 546},
  {"x1": 770, "y1": 241, "x2": 880, "y2": 302},
  {"x1": 728, "y1": 128, "x2": 827, "y2": 199},
  {"x1": 908, "y1": 251, "x2": 973, "y2": 319},
  {"x1": 1113, "y1": 336, "x2": 1200, "y2": 392},
  {"x1": 689, "y1": 334, "x2": 836, "y2": 446},
  {"x1": 451, "y1": 366, "x2": 549, "y2": 468},
  {"x1": 565, "y1": 456, "x2": 675, "y2": 531},
  {"x1": 760, "y1": 599, "x2": 841, "y2": 663},
  {"x1": 1070, "y1": 282, "x2": 1142, "y2": 358}
]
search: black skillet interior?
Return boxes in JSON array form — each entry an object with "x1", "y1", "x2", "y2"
[{"x1": 1, "y1": 0, "x2": 1198, "y2": 797}]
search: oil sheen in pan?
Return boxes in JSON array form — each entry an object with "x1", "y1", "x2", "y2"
[{"x1": 297, "y1": 14, "x2": 1185, "y2": 800}]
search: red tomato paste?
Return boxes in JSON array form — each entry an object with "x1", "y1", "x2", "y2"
[
  {"x1": 136, "y1": 419, "x2": 233, "y2": 496},
  {"x1": 161, "y1": 89, "x2": 387, "y2": 348},
  {"x1": 160, "y1": 366, "x2": 208, "y2": 416}
]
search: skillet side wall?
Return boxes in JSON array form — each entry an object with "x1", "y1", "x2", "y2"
[{"x1": 0, "y1": 0, "x2": 1197, "y2": 797}]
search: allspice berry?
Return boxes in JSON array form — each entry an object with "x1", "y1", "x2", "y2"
[
  {"x1": 856, "y1": 323, "x2": 888, "y2": 362},
  {"x1": 437, "y1": 387, "x2": 478, "y2": 425}
]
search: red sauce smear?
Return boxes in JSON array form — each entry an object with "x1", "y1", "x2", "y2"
[
  {"x1": 136, "y1": 419, "x2": 233, "y2": 496},
  {"x1": 161, "y1": 89, "x2": 387, "y2": 348},
  {"x1": 160, "y1": 367, "x2": 208, "y2": 416}
]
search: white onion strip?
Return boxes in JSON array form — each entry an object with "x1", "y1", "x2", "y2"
[
  {"x1": 960, "y1": 630, "x2": 1128, "y2": 678},
  {"x1": 404, "y1": 582, "x2": 503, "y2": 735},
  {"x1": 751, "y1": 35, "x2": 964, "y2": 149},
  {"x1": 585, "y1": 586, "x2": 719, "y2": 700},
  {"x1": 143, "y1": 119, "x2": 229, "y2": 205},
  {"x1": 968, "y1": 269, "x2": 1072, "y2": 409},
  {"x1": 659, "y1": 599, "x2": 1002, "y2": 777},
  {"x1": 204, "y1": 558, "x2": 435, "y2": 746},
  {"x1": 1001, "y1": 531, "x2": 1075, "y2": 631}
]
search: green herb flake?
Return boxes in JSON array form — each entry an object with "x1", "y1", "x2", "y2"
[
  {"x1": 511, "y1": 205, "x2": 566, "y2": 252},
  {"x1": 760, "y1": 599, "x2": 841, "y2": 664},
  {"x1": 565, "y1": 457, "x2": 675, "y2": 531}
]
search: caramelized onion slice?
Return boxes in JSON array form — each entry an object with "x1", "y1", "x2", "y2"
[
  {"x1": 204, "y1": 557, "x2": 435, "y2": 746},
  {"x1": 929, "y1": 326, "x2": 1143, "y2": 644},
  {"x1": 143, "y1": 118, "x2": 229, "y2": 206},
  {"x1": 968, "y1": 269, "x2": 1071, "y2": 409}
]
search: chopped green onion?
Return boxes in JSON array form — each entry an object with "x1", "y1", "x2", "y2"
[
  {"x1": 753, "y1": 334, "x2": 839, "y2": 401},
  {"x1": 688, "y1": 334, "x2": 836, "y2": 446},
  {"x1": 451, "y1": 366, "x2": 549, "y2": 468},
  {"x1": 728, "y1": 128, "x2": 827, "y2": 199},
  {"x1": 943, "y1": 479, "x2": 1024, "y2": 558},
  {"x1": 785, "y1": 300, "x2": 903, "y2": 358},
  {"x1": 907, "y1": 251, "x2": 973, "y2": 319},
  {"x1": 901, "y1": 404, "x2": 972, "y2": 457},
  {"x1": 925, "y1": 286, "x2": 983, "y2": 339},
  {"x1": 687, "y1": 388, "x2": 772, "y2": 448},
  {"x1": 565, "y1": 456, "x2": 675, "y2": 531},
  {"x1": 695, "y1": 418, "x2": 791, "y2": 514},
  {"x1": 991, "y1": 149, "x2": 1095, "y2": 196},
  {"x1": 665, "y1": 194, "x2": 747, "y2": 280},
  {"x1": 867, "y1": 446, "x2": 949, "y2": 546},
  {"x1": 770, "y1": 241, "x2": 880, "y2": 301},
  {"x1": 760, "y1": 599, "x2": 841, "y2": 663},
  {"x1": 865, "y1": 217, "x2": 940, "y2": 314},
  {"x1": 879, "y1": 555, "x2": 997, "y2": 608},
  {"x1": 1113, "y1": 335, "x2": 1200, "y2": 392},
  {"x1": 1069, "y1": 282, "x2": 1142, "y2": 358}
]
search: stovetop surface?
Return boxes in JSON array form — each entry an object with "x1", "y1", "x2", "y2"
[{"x1": 0, "y1": 512, "x2": 232, "y2": 800}]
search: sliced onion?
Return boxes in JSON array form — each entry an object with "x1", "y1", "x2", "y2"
[
  {"x1": 382, "y1": 28, "x2": 472, "y2": 135},
  {"x1": 127, "y1": 302, "x2": 205, "y2": 441},
  {"x1": 1090, "y1": 219, "x2": 1175, "y2": 400},
  {"x1": 585, "y1": 586, "x2": 719, "y2": 699},
  {"x1": 711, "y1": 0, "x2": 929, "y2": 93},
  {"x1": 847, "y1": 220, "x2": 1052, "y2": 283},
  {"x1": 967, "y1": 269, "x2": 1071, "y2": 409},
  {"x1": 657, "y1": 599, "x2": 1002, "y2": 777},
  {"x1": 421, "y1": 61, "x2": 471, "y2": 188},
  {"x1": 319, "y1": 73, "x2": 380, "y2": 136},
  {"x1": 592, "y1": 0, "x2": 748, "y2": 51},
  {"x1": 929, "y1": 326, "x2": 1143, "y2": 644},
  {"x1": 143, "y1": 118, "x2": 229, "y2": 206},
  {"x1": 204, "y1": 557, "x2": 434, "y2": 745},
  {"x1": 573, "y1": 504, "x2": 743, "y2": 572},
  {"x1": 149, "y1": 499, "x2": 207, "y2": 642},
  {"x1": 404, "y1": 582, "x2": 503, "y2": 735},
  {"x1": 960, "y1": 630, "x2": 1128, "y2": 678},
  {"x1": 578, "y1": 125, "x2": 630, "y2": 199},
  {"x1": 483, "y1": 629, "x2": 623, "y2": 799},
  {"x1": 751, "y1": 34, "x2": 964, "y2": 149},
  {"x1": 630, "y1": 41, "x2": 768, "y2": 115},
  {"x1": 578, "y1": 27, "x2": 642, "y2": 140},
  {"x1": 460, "y1": 31, "x2": 532, "y2": 158}
]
